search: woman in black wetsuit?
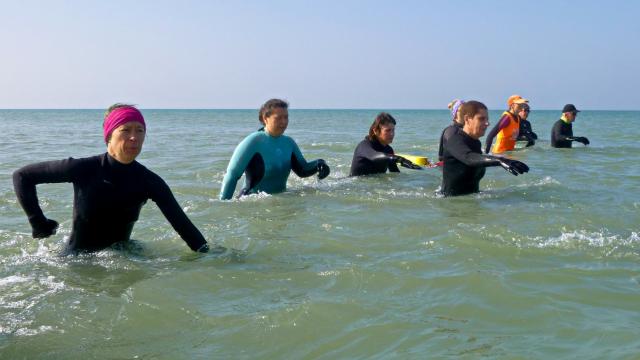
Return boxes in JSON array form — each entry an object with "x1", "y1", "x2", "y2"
[
  {"x1": 350, "y1": 112, "x2": 421, "y2": 176},
  {"x1": 441, "y1": 101, "x2": 530, "y2": 196},
  {"x1": 13, "y1": 104, "x2": 220, "y2": 255}
]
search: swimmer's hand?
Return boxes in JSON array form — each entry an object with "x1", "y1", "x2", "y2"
[
  {"x1": 32, "y1": 218, "x2": 59, "y2": 238},
  {"x1": 196, "y1": 243, "x2": 227, "y2": 254},
  {"x1": 569, "y1": 136, "x2": 590, "y2": 145},
  {"x1": 393, "y1": 155, "x2": 423, "y2": 170},
  {"x1": 316, "y1": 159, "x2": 330, "y2": 179},
  {"x1": 498, "y1": 158, "x2": 529, "y2": 176}
]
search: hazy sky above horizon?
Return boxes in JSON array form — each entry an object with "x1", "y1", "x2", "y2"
[{"x1": 1, "y1": 0, "x2": 639, "y2": 110}]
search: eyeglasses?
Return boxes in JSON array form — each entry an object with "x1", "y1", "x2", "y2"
[{"x1": 571, "y1": 111, "x2": 577, "y2": 116}]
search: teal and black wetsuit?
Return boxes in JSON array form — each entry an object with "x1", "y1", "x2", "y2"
[{"x1": 220, "y1": 130, "x2": 323, "y2": 199}]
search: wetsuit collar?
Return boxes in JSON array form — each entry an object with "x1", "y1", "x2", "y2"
[{"x1": 106, "y1": 152, "x2": 136, "y2": 169}]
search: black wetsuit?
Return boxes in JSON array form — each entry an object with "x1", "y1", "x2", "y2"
[
  {"x1": 517, "y1": 119, "x2": 538, "y2": 141},
  {"x1": 437, "y1": 123, "x2": 463, "y2": 161},
  {"x1": 350, "y1": 138, "x2": 399, "y2": 176},
  {"x1": 441, "y1": 130, "x2": 501, "y2": 196},
  {"x1": 13, "y1": 153, "x2": 208, "y2": 253},
  {"x1": 550, "y1": 119, "x2": 574, "y2": 148}
]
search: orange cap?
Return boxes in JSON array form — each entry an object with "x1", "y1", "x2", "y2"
[{"x1": 507, "y1": 94, "x2": 529, "y2": 107}]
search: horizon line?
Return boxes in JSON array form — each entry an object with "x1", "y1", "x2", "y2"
[{"x1": 1, "y1": 107, "x2": 638, "y2": 111}]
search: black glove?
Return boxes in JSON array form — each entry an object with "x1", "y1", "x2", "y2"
[
  {"x1": 570, "y1": 136, "x2": 590, "y2": 145},
  {"x1": 316, "y1": 159, "x2": 330, "y2": 179},
  {"x1": 498, "y1": 158, "x2": 529, "y2": 176},
  {"x1": 393, "y1": 155, "x2": 423, "y2": 170},
  {"x1": 197, "y1": 243, "x2": 227, "y2": 254},
  {"x1": 31, "y1": 218, "x2": 59, "y2": 239}
]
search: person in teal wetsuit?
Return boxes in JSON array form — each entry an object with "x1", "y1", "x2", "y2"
[{"x1": 220, "y1": 99, "x2": 330, "y2": 200}]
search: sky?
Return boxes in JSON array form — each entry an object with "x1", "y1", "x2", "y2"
[{"x1": 1, "y1": 0, "x2": 639, "y2": 110}]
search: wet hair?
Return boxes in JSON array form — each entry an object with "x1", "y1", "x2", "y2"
[
  {"x1": 459, "y1": 101, "x2": 488, "y2": 121},
  {"x1": 258, "y1": 99, "x2": 289, "y2": 124},
  {"x1": 366, "y1": 112, "x2": 397, "y2": 142}
]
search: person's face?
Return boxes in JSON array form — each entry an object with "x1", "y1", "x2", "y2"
[
  {"x1": 263, "y1": 107, "x2": 289, "y2": 137},
  {"x1": 107, "y1": 121, "x2": 145, "y2": 164},
  {"x1": 518, "y1": 105, "x2": 530, "y2": 120},
  {"x1": 375, "y1": 123, "x2": 395, "y2": 146},
  {"x1": 564, "y1": 111, "x2": 577, "y2": 122},
  {"x1": 463, "y1": 109, "x2": 490, "y2": 140}
]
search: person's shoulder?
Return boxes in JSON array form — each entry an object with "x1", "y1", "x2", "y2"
[
  {"x1": 281, "y1": 133, "x2": 297, "y2": 144},
  {"x1": 236, "y1": 130, "x2": 267, "y2": 148},
  {"x1": 137, "y1": 163, "x2": 169, "y2": 188},
  {"x1": 72, "y1": 153, "x2": 106, "y2": 168},
  {"x1": 444, "y1": 124, "x2": 460, "y2": 135}
]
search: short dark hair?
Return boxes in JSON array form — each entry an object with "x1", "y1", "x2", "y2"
[
  {"x1": 459, "y1": 101, "x2": 487, "y2": 121},
  {"x1": 259, "y1": 99, "x2": 289, "y2": 124},
  {"x1": 367, "y1": 112, "x2": 396, "y2": 142}
]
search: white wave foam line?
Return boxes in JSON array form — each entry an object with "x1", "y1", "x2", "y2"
[
  {"x1": 530, "y1": 176, "x2": 561, "y2": 187},
  {"x1": 238, "y1": 191, "x2": 272, "y2": 201},
  {"x1": 535, "y1": 231, "x2": 640, "y2": 251},
  {"x1": 0, "y1": 275, "x2": 32, "y2": 287}
]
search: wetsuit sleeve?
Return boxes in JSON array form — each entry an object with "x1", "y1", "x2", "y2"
[
  {"x1": 220, "y1": 135, "x2": 257, "y2": 200},
  {"x1": 147, "y1": 173, "x2": 207, "y2": 251},
  {"x1": 438, "y1": 125, "x2": 458, "y2": 161},
  {"x1": 437, "y1": 128, "x2": 446, "y2": 161},
  {"x1": 484, "y1": 115, "x2": 510, "y2": 154},
  {"x1": 446, "y1": 134, "x2": 501, "y2": 168},
  {"x1": 551, "y1": 121, "x2": 571, "y2": 142},
  {"x1": 290, "y1": 141, "x2": 319, "y2": 178},
  {"x1": 359, "y1": 142, "x2": 396, "y2": 167},
  {"x1": 12, "y1": 158, "x2": 83, "y2": 228}
]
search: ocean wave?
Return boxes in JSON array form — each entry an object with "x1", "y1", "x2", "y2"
[{"x1": 533, "y1": 230, "x2": 640, "y2": 257}]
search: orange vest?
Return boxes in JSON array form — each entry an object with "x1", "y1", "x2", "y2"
[{"x1": 492, "y1": 111, "x2": 520, "y2": 153}]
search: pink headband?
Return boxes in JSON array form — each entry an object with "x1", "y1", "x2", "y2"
[{"x1": 103, "y1": 106, "x2": 146, "y2": 143}]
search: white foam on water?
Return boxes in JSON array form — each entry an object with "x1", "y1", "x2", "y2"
[
  {"x1": 0, "y1": 275, "x2": 32, "y2": 287},
  {"x1": 534, "y1": 230, "x2": 640, "y2": 256}
]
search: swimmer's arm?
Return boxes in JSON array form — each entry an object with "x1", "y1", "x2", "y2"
[
  {"x1": 13, "y1": 158, "x2": 82, "y2": 231},
  {"x1": 446, "y1": 135, "x2": 501, "y2": 168},
  {"x1": 148, "y1": 173, "x2": 208, "y2": 252},
  {"x1": 357, "y1": 141, "x2": 396, "y2": 166},
  {"x1": 551, "y1": 122, "x2": 572, "y2": 142},
  {"x1": 220, "y1": 136, "x2": 257, "y2": 200},
  {"x1": 290, "y1": 141, "x2": 319, "y2": 177},
  {"x1": 484, "y1": 116, "x2": 510, "y2": 154}
]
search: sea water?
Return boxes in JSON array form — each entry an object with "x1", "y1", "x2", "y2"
[{"x1": 1, "y1": 109, "x2": 638, "y2": 359}]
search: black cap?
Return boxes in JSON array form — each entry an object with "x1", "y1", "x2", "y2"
[{"x1": 562, "y1": 104, "x2": 580, "y2": 113}]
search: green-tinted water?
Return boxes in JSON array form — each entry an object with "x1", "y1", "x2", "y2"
[{"x1": 1, "y1": 109, "x2": 639, "y2": 358}]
